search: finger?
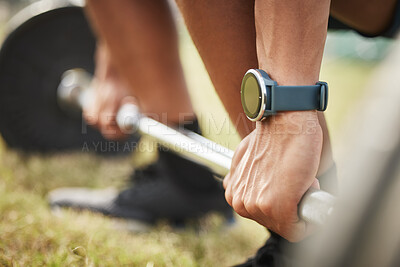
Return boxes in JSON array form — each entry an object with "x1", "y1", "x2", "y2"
[
  {"x1": 102, "y1": 127, "x2": 128, "y2": 141},
  {"x1": 83, "y1": 82, "x2": 101, "y2": 128},
  {"x1": 83, "y1": 103, "x2": 99, "y2": 128},
  {"x1": 98, "y1": 104, "x2": 131, "y2": 140},
  {"x1": 224, "y1": 180, "x2": 233, "y2": 207},
  {"x1": 289, "y1": 214, "x2": 321, "y2": 242},
  {"x1": 120, "y1": 95, "x2": 138, "y2": 106},
  {"x1": 231, "y1": 195, "x2": 251, "y2": 219},
  {"x1": 285, "y1": 220, "x2": 308, "y2": 243},
  {"x1": 310, "y1": 178, "x2": 320, "y2": 190},
  {"x1": 231, "y1": 134, "x2": 252, "y2": 166},
  {"x1": 98, "y1": 111, "x2": 118, "y2": 138},
  {"x1": 223, "y1": 172, "x2": 230, "y2": 189}
]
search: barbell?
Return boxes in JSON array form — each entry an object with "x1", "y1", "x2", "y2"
[
  {"x1": 0, "y1": 0, "x2": 136, "y2": 155},
  {"x1": 58, "y1": 68, "x2": 336, "y2": 226},
  {"x1": 2, "y1": 1, "x2": 400, "y2": 266},
  {"x1": 0, "y1": 0, "x2": 335, "y2": 226}
]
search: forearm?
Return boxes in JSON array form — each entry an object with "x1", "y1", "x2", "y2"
[
  {"x1": 255, "y1": 0, "x2": 332, "y2": 174},
  {"x1": 85, "y1": 0, "x2": 193, "y2": 123},
  {"x1": 94, "y1": 43, "x2": 118, "y2": 81},
  {"x1": 175, "y1": 0, "x2": 257, "y2": 138},
  {"x1": 255, "y1": 0, "x2": 330, "y2": 86}
]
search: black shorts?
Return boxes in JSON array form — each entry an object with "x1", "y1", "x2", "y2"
[{"x1": 328, "y1": 1, "x2": 400, "y2": 38}]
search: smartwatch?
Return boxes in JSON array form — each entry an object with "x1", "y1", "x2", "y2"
[{"x1": 241, "y1": 69, "x2": 328, "y2": 121}]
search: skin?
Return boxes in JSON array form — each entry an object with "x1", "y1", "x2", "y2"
[
  {"x1": 83, "y1": 43, "x2": 133, "y2": 140},
  {"x1": 178, "y1": 0, "x2": 398, "y2": 241},
  {"x1": 84, "y1": 0, "x2": 396, "y2": 242},
  {"x1": 176, "y1": 0, "x2": 330, "y2": 241},
  {"x1": 173, "y1": 0, "x2": 259, "y2": 138},
  {"x1": 85, "y1": 0, "x2": 194, "y2": 127},
  {"x1": 235, "y1": 0, "x2": 330, "y2": 241}
]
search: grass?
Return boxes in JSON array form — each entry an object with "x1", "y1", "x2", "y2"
[
  {"x1": 0, "y1": 17, "x2": 386, "y2": 266},
  {"x1": 0, "y1": 143, "x2": 268, "y2": 266}
]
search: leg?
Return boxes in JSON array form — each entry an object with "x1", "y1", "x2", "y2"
[{"x1": 85, "y1": 0, "x2": 194, "y2": 124}]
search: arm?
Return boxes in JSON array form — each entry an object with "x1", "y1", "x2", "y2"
[
  {"x1": 224, "y1": 0, "x2": 331, "y2": 242},
  {"x1": 83, "y1": 43, "x2": 132, "y2": 140},
  {"x1": 85, "y1": 0, "x2": 194, "y2": 125}
]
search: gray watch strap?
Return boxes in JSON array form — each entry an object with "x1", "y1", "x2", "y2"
[{"x1": 271, "y1": 83, "x2": 328, "y2": 111}]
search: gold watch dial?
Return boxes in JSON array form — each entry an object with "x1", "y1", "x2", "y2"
[{"x1": 241, "y1": 73, "x2": 262, "y2": 120}]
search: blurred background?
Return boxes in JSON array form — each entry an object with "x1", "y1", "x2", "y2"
[
  {"x1": 0, "y1": 0, "x2": 396, "y2": 266},
  {"x1": 0, "y1": 0, "x2": 31, "y2": 19}
]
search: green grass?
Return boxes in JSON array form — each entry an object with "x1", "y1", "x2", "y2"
[
  {"x1": 0, "y1": 142, "x2": 268, "y2": 266},
  {"x1": 0, "y1": 20, "x2": 383, "y2": 266}
]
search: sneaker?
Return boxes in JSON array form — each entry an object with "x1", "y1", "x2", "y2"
[
  {"x1": 48, "y1": 120, "x2": 233, "y2": 227},
  {"x1": 49, "y1": 151, "x2": 232, "y2": 225},
  {"x1": 233, "y1": 232, "x2": 296, "y2": 267}
]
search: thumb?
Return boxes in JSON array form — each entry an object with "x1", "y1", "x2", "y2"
[{"x1": 310, "y1": 178, "x2": 320, "y2": 190}]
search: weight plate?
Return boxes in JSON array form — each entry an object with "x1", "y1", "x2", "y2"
[{"x1": 0, "y1": 1, "x2": 137, "y2": 155}]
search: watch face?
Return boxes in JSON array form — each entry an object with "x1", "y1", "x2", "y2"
[{"x1": 241, "y1": 72, "x2": 262, "y2": 120}]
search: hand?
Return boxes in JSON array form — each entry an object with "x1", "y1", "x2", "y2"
[
  {"x1": 223, "y1": 111, "x2": 322, "y2": 242},
  {"x1": 83, "y1": 74, "x2": 134, "y2": 140}
]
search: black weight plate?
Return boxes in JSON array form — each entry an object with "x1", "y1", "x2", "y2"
[{"x1": 0, "y1": 4, "x2": 137, "y2": 155}]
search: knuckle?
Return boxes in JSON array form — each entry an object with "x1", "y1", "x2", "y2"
[
  {"x1": 235, "y1": 208, "x2": 248, "y2": 218},
  {"x1": 231, "y1": 197, "x2": 242, "y2": 210},
  {"x1": 224, "y1": 190, "x2": 233, "y2": 206},
  {"x1": 243, "y1": 198, "x2": 258, "y2": 215},
  {"x1": 232, "y1": 197, "x2": 247, "y2": 217},
  {"x1": 222, "y1": 175, "x2": 230, "y2": 189},
  {"x1": 257, "y1": 199, "x2": 273, "y2": 217},
  {"x1": 83, "y1": 112, "x2": 98, "y2": 125}
]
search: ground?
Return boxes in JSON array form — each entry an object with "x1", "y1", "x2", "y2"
[{"x1": 0, "y1": 14, "x2": 389, "y2": 267}]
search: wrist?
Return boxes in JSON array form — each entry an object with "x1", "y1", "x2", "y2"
[
  {"x1": 258, "y1": 64, "x2": 320, "y2": 87},
  {"x1": 256, "y1": 111, "x2": 321, "y2": 136}
]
